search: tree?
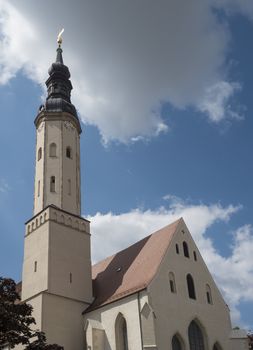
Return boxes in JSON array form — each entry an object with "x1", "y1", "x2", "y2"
[{"x1": 0, "y1": 277, "x2": 63, "y2": 349}]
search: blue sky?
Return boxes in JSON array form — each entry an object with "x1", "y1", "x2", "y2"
[{"x1": 0, "y1": 0, "x2": 253, "y2": 330}]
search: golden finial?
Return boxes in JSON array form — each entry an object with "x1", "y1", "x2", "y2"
[{"x1": 57, "y1": 28, "x2": 64, "y2": 47}]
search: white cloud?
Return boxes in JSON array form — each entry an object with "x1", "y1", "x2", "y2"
[
  {"x1": 212, "y1": 0, "x2": 253, "y2": 20},
  {"x1": 198, "y1": 81, "x2": 242, "y2": 123},
  {"x1": 0, "y1": 178, "x2": 10, "y2": 193},
  {"x1": 0, "y1": 0, "x2": 247, "y2": 142},
  {"x1": 88, "y1": 197, "x2": 253, "y2": 327}
]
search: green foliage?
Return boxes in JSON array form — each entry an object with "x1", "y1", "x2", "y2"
[{"x1": 0, "y1": 277, "x2": 63, "y2": 349}]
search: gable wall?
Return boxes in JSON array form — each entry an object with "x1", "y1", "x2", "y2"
[
  {"x1": 85, "y1": 293, "x2": 142, "y2": 350},
  {"x1": 148, "y1": 220, "x2": 232, "y2": 350}
]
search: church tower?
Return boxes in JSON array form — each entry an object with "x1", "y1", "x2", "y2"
[{"x1": 21, "y1": 37, "x2": 93, "y2": 349}]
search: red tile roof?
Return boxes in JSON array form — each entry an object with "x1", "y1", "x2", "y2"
[{"x1": 86, "y1": 218, "x2": 181, "y2": 312}]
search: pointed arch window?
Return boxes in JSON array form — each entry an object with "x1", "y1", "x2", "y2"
[
  {"x1": 115, "y1": 313, "x2": 129, "y2": 350},
  {"x1": 187, "y1": 274, "x2": 196, "y2": 300},
  {"x1": 206, "y1": 284, "x2": 213, "y2": 304},
  {"x1": 50, "y1": 176, "x2": 56, "y2": 192},
  {"x1": 183, "y1": 241, "x2": 189, "y2": 258},
  {"x1": 66, "y1": 146, "x2": 72, "y2": 159},
  {"x1": 169, "y1": 272, "x2": 177, "y2": 293},
  {"x1": 188, "y1": 320, "x2": 205, "y2": 350},
  {"x1": 49, "y1": 143, "x2": 57, "y2": 157},
  {"x1": 38, "y1": 147, "x2": 42, "y2": 161},
  {"x1": 213, "y1": 343, "x2": 222, "y2": 350},
  {"x1": 172, "y1": 334, "x2": 183, "y2": 350}
]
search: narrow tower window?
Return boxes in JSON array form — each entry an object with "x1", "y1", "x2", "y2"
[
  {"x1": 50, "y1": 176, "x2": 56, "y2": 192},
  {"x1": 176, "y1": 244, "x2": 179, "y2": 254},
  {"x1": 34, "y1": 261, "x2": 37, "y2": 272},
  {"x1": 67, "y1": 179, "x2": 71, "y2": 195},
  {"x1": 183, "y1": 241, "x2": 190, "y2": 258},
  {"x1": 66, "y1": 146, "x2": 72, "y2": 159},
  {"x1": 49, "y1": 143, "x2": 57, "y2": 157},
  {"x1": 38, "y1": 180, "x2": 40, "y2": 197},
  {"x1": 70, "y1": 273, "x2": 72, "y2": 284},
  {"x1": 38, "y1": 147, "x2": 42, "y2": 161}
]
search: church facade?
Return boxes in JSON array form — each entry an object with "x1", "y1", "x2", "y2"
[{"x1": 18, "y1": 43, "x2": 248, "y2": 350}]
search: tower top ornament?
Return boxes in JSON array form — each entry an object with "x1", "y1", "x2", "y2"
[{"x1": 57, "y1": 28, "x2": 64, "y2": 47}]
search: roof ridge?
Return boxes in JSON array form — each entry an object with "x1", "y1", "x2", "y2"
[
  {"x1": 92, "y1": 217, "x2": 182, "y2": 268},
  {"x1": 88, "y1": 217, "x2": 182, "y2": 312}
]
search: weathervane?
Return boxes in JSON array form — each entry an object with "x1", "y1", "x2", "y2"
[{"x1": 57, "y1": 28, "x2": 64, "y2": 47}]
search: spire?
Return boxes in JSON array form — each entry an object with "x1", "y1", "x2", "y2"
[
  {"x1": 56, "y1": 29, "x2": 64, "y2": 64},
  {"x1": 56, "y1": 47, "x2": 64, "y2": 64},
  {"x1": 38, "y1": 29, "x2": 78, "y2": 119}
]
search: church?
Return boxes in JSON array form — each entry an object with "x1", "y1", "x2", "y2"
[{"x1": 17, "y1": 37, "x2": 248, "y2": 350}]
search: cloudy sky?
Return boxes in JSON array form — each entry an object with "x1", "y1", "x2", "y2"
[{"x1": 0, "y1": 0, "x2": 253, "y2": 331}]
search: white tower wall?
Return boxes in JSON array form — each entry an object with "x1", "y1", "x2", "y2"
[
  {"x1": 21, "y1": 44, "x2": 92, "y2": 350},
  {"x1": 34, "y1": 113, "x2": 81, "y2": 216}
]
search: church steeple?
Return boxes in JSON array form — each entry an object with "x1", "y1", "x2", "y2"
[
  {"x1": 56, "y1": 45, "x2": 64, "y2": 64},
  {"x1": 33, "y1": 38, "x2": 82, "y2": 215},
  {"x1": 21, "y1": 35, "x2": 92, "y2": 349},
  {"x1": 43, "y1": 44, "x2": 78, "y2": 119}
]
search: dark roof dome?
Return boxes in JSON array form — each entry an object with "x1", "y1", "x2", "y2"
[{"x1": 41, "y1": 45, "x2": 78, "y2": 119}]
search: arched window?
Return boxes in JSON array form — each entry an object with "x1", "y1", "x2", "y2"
[
  {"x1": 115, "y1": 313, "x2": 129, "y2": 350},
  {"x1": 213, "y1": 342, "x2": 222, "y2": 350},
  {"x1": 187, "y1": 274, "x2": 196, "y2": 300},
  {"x1": 172, "y1": 334, "x2": 183, "y2": 350},
  {"x1": 188, "y1": 320, "x2": 205, "y2": 350},
  {"x1": 66, "y1": 146, "x2": 72, "y2": 159},
  {"x1": 169, "y1": 272, "x2": 176, "y2": 293},
  {"x1": 49, "y1": 143, "x2": 57, "y2": 157},
  {"x1": 183, "y1": 241, "x2": 189, "y2": 258},
  {"x1": 50, "y1": 176, "x2": 56, "y2": 192},
  {"x1": 206, "y1": 284, "x2": 213, "y2": 304},
  {"x1": 38, "y1": 147, "x2": 42, "y2": 161},
  {"x1": 176, "y1": 244, "x2": 179, "y2": 254}
]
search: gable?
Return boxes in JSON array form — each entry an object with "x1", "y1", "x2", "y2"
[
  {"x1": 148, "y1": 219, "x2": 228, "y2": 311},
  {"x1": 85, "y1": 218, "x2": 182, "y2": 312}
]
